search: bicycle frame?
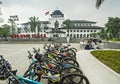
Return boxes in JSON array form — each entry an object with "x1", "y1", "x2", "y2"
[{"x1": 16, "y1": 75, "x2": 42, "y2": 84}]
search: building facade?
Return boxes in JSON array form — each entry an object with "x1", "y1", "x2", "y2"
[{"x1": 20, "y1": 10, "x2": 102, "y2": 38}]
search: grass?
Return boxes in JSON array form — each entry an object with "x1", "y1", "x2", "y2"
[
  {"x1": 109, "y1": 38, "x2": 120, "y2": 42},
  {"x1": 91, "y1": 50, "x2": 120, "y2": 74}
]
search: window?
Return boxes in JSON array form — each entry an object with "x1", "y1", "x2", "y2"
[
  {"x1": 73, "y1": 34, "x2": 76, "y2": 38},
  {"x1": 79, "y1": 24, "x2": 81, "y2": 26},
  {"x1": 87, "y1": 30, "x2": 89, "y2": 32},
  {"x1": 77, "y1": 30, "x2": 79, "y2": 32},
  {"x1": 77, "y1": 34, "x2": 79, "y2": 38},
  {"x1": 74, "y1": 30, "x2": 76, "y2": 32},
  {"x1": 83, "y1": 24, "x2": 84, "y2": 26},
  {"x1": 70, "y1": 30, "x2": 72, "y2": 32},
  {"x1": 80, "y1": 30, "x2": 82, "y2": 32},
  {"x1": 70, "y1": 34, "x2": 72, "y2": 37},
  {"x1": 80, "y1": 34, "x2": 82, "y2": 38},
  {"x1": 89, "y1": 24, "x2": 91, "y2": 26},
  {"x1": 87, "y1": 34, "x2": 89, "y2": 38},
  {"x1": 84, "y1": 30, "x2": 86, "y2": 32},
  {"x1": 91, "y1": 30, "x2": 93, "y2": 32},
  {"x1": 83, "y1": 34, "x2": 86, "y2": 37},
  {"x1": 94, "y1": 30, "x2": 96, "y2": 32}
]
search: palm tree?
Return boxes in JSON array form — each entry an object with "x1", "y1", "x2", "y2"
[
  {"x1": 8, "y1": 19, "x2": 15, "y2": 34},
  {"x1": 28, "y1": 16, "x2": 39, "y2": 33},
  {"x1": 96, "y1": 0, "x2": 104, "y2": 9}
]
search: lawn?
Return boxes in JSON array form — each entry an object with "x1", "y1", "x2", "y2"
[{"x1": 91, "y1": 50, "x2": 120, "y2": 74}]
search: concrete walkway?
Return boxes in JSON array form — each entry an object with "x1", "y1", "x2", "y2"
[{"x1": 76, "y1": 50, "x2": 120, "y2": 84}]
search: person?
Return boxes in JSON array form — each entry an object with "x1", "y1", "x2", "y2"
[
  {"x1": 89, "y1": 38, "x2": 97, "y2": 49},
  {"x1": 66, "y1": 36, "x2": 70, "y2": 43},
  {"x1": 84, "y1": 40, "x2": 94, "y2": 50},
  {"x1": 96, "y1": 40, "x2": 104, "y2": 49}
]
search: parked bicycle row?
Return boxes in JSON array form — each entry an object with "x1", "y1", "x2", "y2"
[{"x1": 0, "y1": 42, "x2": 90, "y2": 84}]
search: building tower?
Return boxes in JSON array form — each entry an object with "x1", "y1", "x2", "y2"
[{"x1": 48, "y1": 10, "x2": 65, "y2": 28}]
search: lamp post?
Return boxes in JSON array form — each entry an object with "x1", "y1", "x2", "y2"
[{"x1": 0, "y1": 1, "x2": 4, "y2": 25}]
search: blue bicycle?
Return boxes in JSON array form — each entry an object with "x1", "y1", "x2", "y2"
[{"x1": 0, "y1": 55, "x2": 43, "y2": 84}]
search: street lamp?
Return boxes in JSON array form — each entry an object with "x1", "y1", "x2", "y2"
[{"x1": 0, "y1": 1, "x2": 4, "y2": 25}]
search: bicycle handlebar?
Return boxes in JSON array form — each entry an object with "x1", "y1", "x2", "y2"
[{"x1": 33, "y1": 47, "x2": 40, "y2": 53}]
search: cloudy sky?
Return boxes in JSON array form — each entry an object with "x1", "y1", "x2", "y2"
[{"x1": 1, "y1": 0, "x2": 120, "y2": 27}]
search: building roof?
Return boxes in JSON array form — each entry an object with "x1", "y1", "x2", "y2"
[
  {"x1": 70, "y1": 20, "x2": 96, "y2": 23},
  {"x1": 51, "y1": 10, "x2": 64, "y2": 17},
  {"x1": 59, "y1": 26, "x2": 102, "y2": 29}
]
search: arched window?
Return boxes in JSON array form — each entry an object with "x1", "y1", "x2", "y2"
[
  {"x1": 83, "y1": 34, "x2": 86, "y2": 37},
  {"x1": 87, "y1": 34, "x2": 89, "y2": 38},
  {"x1": 73, "y1": 34, "x2": 76, "y2": 38},
  {"x1": 80, "y1": 34, "x2": 82, "y2": 38},
  {"x1": 77, "y1": 34, "x2": 79, "y2": 38}
]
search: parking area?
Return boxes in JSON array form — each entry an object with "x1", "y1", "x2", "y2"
[{"x1": 0, "y1": 43, "x2": 80, "y2": 84}]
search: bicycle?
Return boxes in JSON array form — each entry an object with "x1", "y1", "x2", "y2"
[{"x1": 0, "y1": 55, "x2": 43, "y2": 84}]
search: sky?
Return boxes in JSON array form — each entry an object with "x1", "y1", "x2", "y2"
[{"x1": 0, "y1": 0, "x2": 120, "y2": 27}]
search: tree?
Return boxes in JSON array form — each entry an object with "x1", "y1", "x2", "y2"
[
  {"x1": 63, "y1": 19, "x2": 74, "y2": 37},
  {"x1": 0, "y1": 24, "x2": 10, "y2": 40},
  {"x1": 96, "y1": 0, "x2": 104, "y2": 9},
  {"x1": 105, "y1": 17, "x2": 120, "y2": 38},
  {"x1": 98, "y1": 28, "x2": 107, "y2": 39},
  {"x1": 28, "y1": 16, "x2": 40, "y2": 32}
]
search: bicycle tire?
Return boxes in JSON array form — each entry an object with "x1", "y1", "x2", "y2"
[
  {"x1": 63, "y1": 58, "x2": 79, "y2": 68},
  {"x1": 61, "y1": 65, "x2": 83, "y2": 75},
  {"x1": 60, "y1": 73, "x2": 90, "y2": 84},
  {"x1": 70, "y1": 47, "x2": 78, "y2": 52}
]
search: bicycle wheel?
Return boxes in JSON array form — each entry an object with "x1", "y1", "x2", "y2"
[
  {"x1": 60, "y1": 73, "x2": 90, "y2": 84},
  {"x1": 63, "y1": 58, "x2": 79, "y2": 68},
  {"x1": 70, "y1": 48, "x2": 78, "y2": 52},
  {"x1": 61, "y1": 66, "x2": 83, "y2": 76},
  {"x1": 67, "y1": 49, "x2": 76, "y2": 57}
]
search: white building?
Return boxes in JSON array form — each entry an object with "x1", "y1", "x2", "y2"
[{"x1": 20, "y1": 10, "x2": 102, "y2": 38}]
